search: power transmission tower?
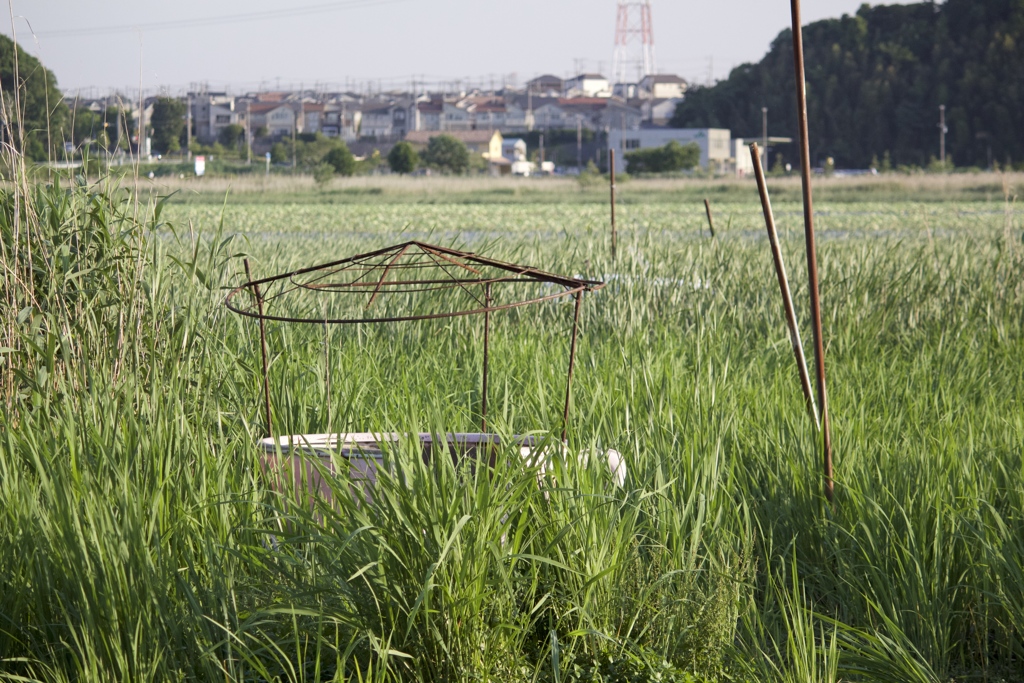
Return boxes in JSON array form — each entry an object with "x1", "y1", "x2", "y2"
[{"x1": 612, "y1": 1, "x2": 656, "y2": 86}]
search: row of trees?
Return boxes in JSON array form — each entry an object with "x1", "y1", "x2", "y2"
[
  {"x1": 624, "y1": 141, "x2": 700, "y2": 174},
  {"x1": 671, "y1": 0, "x2": 1024, "y2": 169}
]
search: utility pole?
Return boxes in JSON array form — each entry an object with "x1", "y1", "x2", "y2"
[
  {"x1": 577, "y1": 117, "x2": 583, "y2": 171},
  {"x1": 938, "y1": 104, "x2": 947, "y2": 167},
  {"x1": 291, "y1": 104, "x2": 297, "y2": 170},
  {"x1": 539, "y1": 133, "x2": 545, "y2": 164},
  {"x1": 186, "y1": 90, "x2": 192, "y2": 160},
  {"x1": 245, "y1": 100, "x2": 252, "y2": 164},
  {"x1": 762, "y1": 106, "x2": 768, "y2": 170}
]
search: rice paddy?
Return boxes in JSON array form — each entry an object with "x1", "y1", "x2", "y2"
[{"x1": 1, "y1": 177, "x2": 1022, "y2": 682}]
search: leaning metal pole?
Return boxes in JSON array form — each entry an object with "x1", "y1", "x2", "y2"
[
  {"x1": 609, "y1": 148, "x2": 617, "y2": 261},
  {"x1": 561, "y1": 291, "x2": 583, "y2": 442},
  {"x1": 750, "y1": 143, "x2": 819, "y2": 428},
  {"x1": 244, "y1": 259, "x2": 274, "y2": 439},
  {"x1": 481, "y1": 283, "x2": 491, "y2": 433},
  {"x1": 790, "y1": 0, "x2": 834, "y2": 501}
]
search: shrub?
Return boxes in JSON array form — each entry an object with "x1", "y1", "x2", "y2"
[
  {"x1": 422, "y1": 134, "x2": 470, "y2": 174},
  {"x1": 312, "y1": 162, "x2": 335, "y2": 187},
  {"x1": 624, "y1": 141, "x2": 700, "y2": 174},
  {"x1": 388, "y1": 141, "x2": 419, "y2": 174},
  {"x1": 324, "y1": 143, "x2": 355, "y2": 176}
]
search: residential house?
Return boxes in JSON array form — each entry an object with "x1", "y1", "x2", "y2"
[
  {"x1": 502, "y1": 138, "x2": 527, "y2": 161},
  {"x1": 360, "y1": 102, "x2": 412, "y2": 140},
  {"x1": 248, "y1": 102, "x2": 295, "y2": 138},
  {"x1": 460, "y1": 97, "x2": 506, "y2": 130},
  {"x1": 190, "y1": 92, "x2": 238, "y2": 144},
  {"x1": 404, "y1": 129, "x2": 505, "y2": 173},
  {"x1": 633, "y1": 98, "x2": 682, "y2": 126},
  {"x1": 502, "y1": 99, "x2": 532, "y2": 132},
  {"x1": 533, "y1": 98, "x2": 642, "y2": 132},
  {"x1": 302, "y1": 103, "x2": 325, "y2": 135},
  {"x1": 321, "y1": 104, "x2": 361, "y2": 142},
  {"x1": 639, "y1": 74, "x2": 687, "y2": 100},
  {"x1": 412, "y1": 100, "x2": 443, "y2": 131},
  {"x1": 526, "y1": 74, "x2": 563, "y2": 97},
  {"x1": 563, "y1": 74, "x2": 611, "y2": 98}
]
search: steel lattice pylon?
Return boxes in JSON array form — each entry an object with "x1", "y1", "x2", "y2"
[{"x1": 612, "y1": 0, "x2": 656, "y2": 86}]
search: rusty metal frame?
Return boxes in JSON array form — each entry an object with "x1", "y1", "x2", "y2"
[{"x1": 226, "y1": 241, "x2": 604, "y2": 441}]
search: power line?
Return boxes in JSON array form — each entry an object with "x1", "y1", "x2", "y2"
[{"x1": 35, "y1": 0, "x2": 412, "y2": 38}]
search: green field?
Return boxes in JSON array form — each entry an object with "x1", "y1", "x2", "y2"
[{"x1": 2, "y1": 176, "x2": 1023, "y2": 682}]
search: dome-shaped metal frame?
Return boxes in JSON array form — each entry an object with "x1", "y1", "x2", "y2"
[{"x1": 226, "y1": 241, "x2": 604, "y2": 441}]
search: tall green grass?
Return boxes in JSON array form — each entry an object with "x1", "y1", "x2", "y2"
[{"x1": 0, "y1": 174, "x2": 1022, "y2": 682}]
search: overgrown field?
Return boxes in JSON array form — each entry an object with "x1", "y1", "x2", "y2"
[{"x1": 1, "y1": 179, "x2": 1023, "y2": 682}]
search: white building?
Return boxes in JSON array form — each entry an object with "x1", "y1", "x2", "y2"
[
  {"x1": 502, "y1": 138, "x2": 527, "y2": 161},
  {"x1": 730, "y1": 139, "x2": 756, "y2": 177},
  {"x1": 563, "y1": 74, "x2": 611, "y2": 98},
  {"x1": 189, "y1": 93, "x2": 237, "y2": 144},
  {"x1": 608, "y1": 127, "x2": 733, "y2": 173},
  {"x1": 639, "y1": 74, "x2": 688, "y2": 100}
]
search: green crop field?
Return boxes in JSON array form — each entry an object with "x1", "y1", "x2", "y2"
[{"x1": 1, "y1": 175, "x2": 1023, "y2": 682}]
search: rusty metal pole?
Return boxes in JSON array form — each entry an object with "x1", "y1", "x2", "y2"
[
  {"x1": 750, "y1": 143, "x2": 819, "y2": 428},
  {"x1": 609, "y1": 149, "x2": 617, "y2": 261},
  {"x1": 790, "y1": 0, "x2": 834, "y2": 502},
  {"x1": 703, "y1": 198, "x2": 716, "y2": 238},
  {"x1": 481, "y1": 283, "x2": 491, "y2": 433},
  {"x1": 561, "y1": 290, "x2": 583, "y2": 442},
  {"x1": 244, "y1": 259, "x2": 274, "y2": 439}
]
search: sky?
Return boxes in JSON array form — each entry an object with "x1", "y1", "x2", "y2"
[{"x1": 6, "y1": 0, "x2": 921, "y2": 96}]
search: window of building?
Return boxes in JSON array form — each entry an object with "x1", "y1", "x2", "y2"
[
  {"x1": 625, "y1": 139, "x2": 640, "y2": 150},
  {"x1": 215, "y1": 115, "x2": 230, "y2": 123}
]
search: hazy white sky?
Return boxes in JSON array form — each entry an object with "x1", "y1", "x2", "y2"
[{"x1": 7, "y1": 1, "x2": 920, "y2": 95}]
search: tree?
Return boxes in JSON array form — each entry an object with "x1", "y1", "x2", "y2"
[
  {"x1": 270, "y1": 142, "x2": 288, "y2": 164},
  {"x1": 312, "y1": 162, "x2": 335, "y2": 187},
  {"x1": 387, "y1": 141, "x2": 419, "y2": 174},
  {"x1": 219, "y1": 123, "x2": 245, "y2": 150},
  {"x1": 324, "y1": 142, "x2": 355, "y2": 176},
  {"x1": 624, "y1": 141, "x2": 700, "y2": 174},
  {"x1": 422, "y1": 134, "x2": 470, "y2": 174},
  {"x1": 0, "y1": 34, "x2": 68, "y2": 160},
  {"x1": 149, "y1": 97, "x2": 186, "y2": 155},
  {"x1": 670, "y1": 0, "x2": 1024, "y2": 168}
]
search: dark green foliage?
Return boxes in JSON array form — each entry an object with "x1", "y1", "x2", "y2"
[
  {"x1": 671, "y1": 0, "x2": 1024, "y2": 168},
  {"x1": 218, "y1": 123, "x2": 245, "y2": 150},
  {"x1": 312, "y1": 161, "x2": 335, "y2": 186},
  {"x1": 270, "y1": 141, "x2": 288, "y2": 164},
  {"x1": 422, "y1": 134, "x2": 470, "y2": 174},
  {"x1": 624, "y1": 141, "x2": 701, "y2": 174},
  {"x1": 0, "y1": 34, "x2": 68, "y2": 160},
  {"x1": 387, "y1": 141, "x2": 419, "y2": 174},
  {"x1": 324, "y1": 142, "x2": 355, "y2": 176},
  {"x1": 150, "y1": 97, "x2": 186, "y2": 154}
]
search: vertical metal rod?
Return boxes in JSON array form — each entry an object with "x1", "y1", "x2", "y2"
[
  {"x1": 323, "y1": 319, "x2": 331, "y2": 434},
  {"x1": 609, "y1": 148, "x2": 617, "y2": 261},
  {"x1": 750, "y1": 143, "x2": 819, "y2": 428},
  {"x1": 703, "y1": 198, "x2": 716, "y2": 238},
  {"x1": 244, "y1": 259, "x2": 274, "y2": 439},
  {"x1": 561, "y1": 291, "x2": 583, "y2": 443},
  {"x1": 790, "y1": 0, "x2": 834, "y2": 502},
  {"x1": 481, "y1": 283, "x2": 491, "y2": 433}
]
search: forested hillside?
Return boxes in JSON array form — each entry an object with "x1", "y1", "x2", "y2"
[{"x1": 671, "y1": 0, "x2": 1024, "y2": 169}]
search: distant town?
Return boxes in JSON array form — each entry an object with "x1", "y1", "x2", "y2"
[{"x1": 67, "y1": 71, "x2": 761, "y2": 177}]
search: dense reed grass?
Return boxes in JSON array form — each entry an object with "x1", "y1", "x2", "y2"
[
  {"x1": 144, "y1": 171, "x2": 1024, "y2": 205},
  {"x1": 1, "y1": 175, "x2": 1022, "y2": 682}
]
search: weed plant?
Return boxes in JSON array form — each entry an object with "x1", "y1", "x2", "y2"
[{"x1": 0, "y1": 172, "x2": 1022, "y2": 682}]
